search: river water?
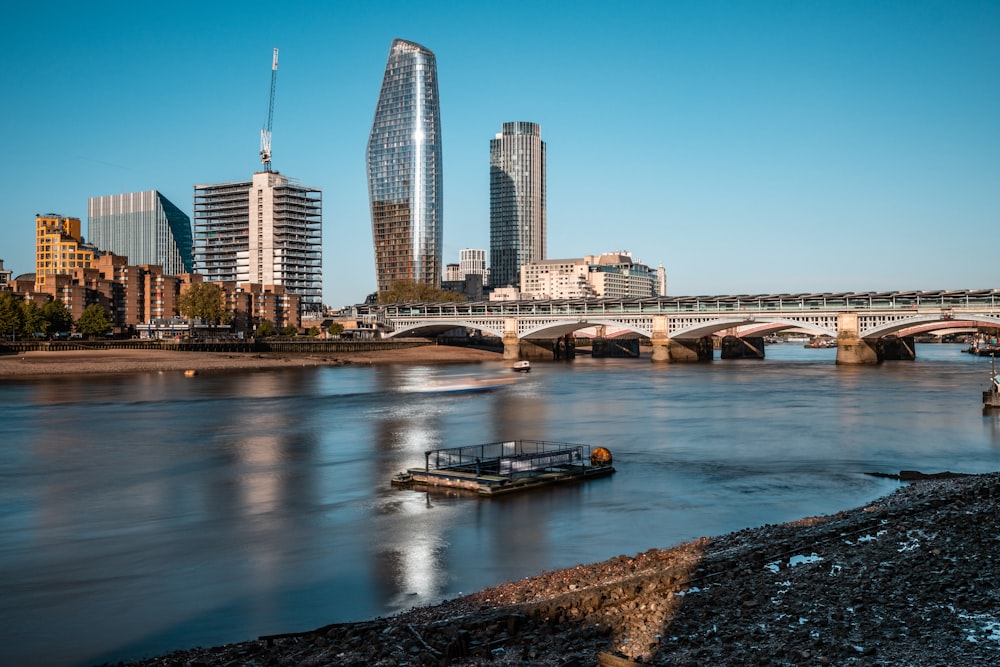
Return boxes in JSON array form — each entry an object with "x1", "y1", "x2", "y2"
[{"x1": 3, "y1": 344, "x2": 1000, "y2": 666}]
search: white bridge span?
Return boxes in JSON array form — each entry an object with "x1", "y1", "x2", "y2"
[{"x1": 356, "y1": 289, "x2": 1000, "y2": 363}]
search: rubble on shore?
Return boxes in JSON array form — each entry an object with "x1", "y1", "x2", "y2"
[{"x1": 119, "y1": 472, "x2": 1000, "y2": 667}]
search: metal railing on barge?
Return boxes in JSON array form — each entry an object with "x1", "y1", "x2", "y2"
[{"x1": 422, "y1": 439, "x2": 594, "y2": 479}]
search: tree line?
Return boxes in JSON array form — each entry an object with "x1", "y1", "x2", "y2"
[
  {"x1": 1, "y1": 279, "x2": 465, "y2": 341},
  {"x1": 0, "y1": 291, "x2": 111, "y2": 339}
]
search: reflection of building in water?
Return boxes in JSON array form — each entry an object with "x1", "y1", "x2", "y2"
[
  {"x1": 201, "y1": 370, "x2": 320, "y2": 584},
  {"x1": 369, "y1": 365, "x2": 454, "y2": 609},
  {"x1": 492, "y1": 389, "x2": 547, "y2": 443},
  {"x1": 365, "y1": 365, "x2": 563, "y2": 609}
]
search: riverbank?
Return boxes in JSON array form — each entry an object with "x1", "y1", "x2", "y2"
[
  {"x1": 119, "y1": 472, "x2": 1000, "y2": 666},
  {"x1": 0, "y1": 345, "x2": 503, "y2": 378}
]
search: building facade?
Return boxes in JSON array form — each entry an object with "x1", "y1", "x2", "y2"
[
  {"x1": 459, "y1": 248, "x2": 489, "y2": 286},
  {"x1": 490, "y1": 122, "x2": 546, "y2": 289},
  {"x1": 88, "y1": 190, "x2": 194, "y2": 275},
  {"x1": 193, "y1": 172, "x2": 322, "y2": 313},
  {"x1": 34, "y1": 214, "x2": 98, "y2": 289},
  {"x1": 367, "y1": 38, "x2": 443, "y2": 293},
  {"x1": 519, "y1": 252, "x2": 663, "y2": 300},
  {"x1": 0, "y1": 259, "x2": 11, "y2": 290}
]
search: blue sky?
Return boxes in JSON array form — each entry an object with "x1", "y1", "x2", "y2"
[{"x1": 2, "y1": 0, "x2": 998, "y2": 307}]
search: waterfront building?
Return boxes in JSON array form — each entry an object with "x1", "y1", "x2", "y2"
[
  {"x1": 193, "y1": 172, "x2": 322, "y2": 314},
  {"x1": 0, "y1": 259, "x2": 11, "y2": 290},
  {"x1": 519, "y1": 252, "x2": 663, "y2": 300},
  {"x1": 34, "y1": 214, "x2": 98, "y2": 289},
  {"x1": 88, "y1": 190, "x2": 194, "y2": 276},
  {"x1": 367, "y1": 38, "x2": 443, "y2": 293},
  {"x1": 490, "y1": 122, "x2": 546, "y2": 289},
  {"x1": 444, "y1": 263, "x2": 462, "y2": 282}
]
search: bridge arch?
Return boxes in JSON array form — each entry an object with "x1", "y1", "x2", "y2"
[
  {"x1": 519, "y1": 318, "x2": 649, "y2": 339},
  {"x1": 386, "y1": 319, "x2": 505, "y2": 338},
  {"x1": 861, "y1": 314, "x2": 1000, "y2": 339},
  {"x1": 673, "y1": 317, "x2": 837, "y2": 340}
]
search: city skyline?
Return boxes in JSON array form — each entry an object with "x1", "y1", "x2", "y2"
[{"x1": 2, "y1": 1, "x2": 998, "y2": 307}]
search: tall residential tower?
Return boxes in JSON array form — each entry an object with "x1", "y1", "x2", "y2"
[
  {"x1": 88, "y1": 190, "x2": 194, "y2": 275},
  {"x1": 193, "y1": 172, "x2": 322, "y2": 313},
  {"x1": 489, "y1": 122, "x2": 546, "y2": 290},
  {"x1": 366, "y1": 38, "x2": 443, "y2": 293}
]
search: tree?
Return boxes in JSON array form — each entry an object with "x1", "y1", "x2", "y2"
[
  {"x1": 77, "y1": 304, "x2": 112, "y2": 338},
  {"x1": 20, "y1": 301, "x2": 47, "y2": 337},
  {"x1": 256, "y1": 320, "x2": 276, "y2": 337},
  {"x1": 0, "y1": 291, "x2": 24, "y2": 340},
  {"x1": 378, "y1": 279, "x2": 467, "y2": 304},
  {"x1": 177, "y1": 283, "x2": 231, "y2": 330},
  {"x1": 282, "y1": 324, "x2": 299, "y2": 336},
  {"x1": 327, "y1": 322, "x2": 344, "y2": 337},
  {"x1": 307, "y1": 326, "x2": 320, "y2": 337},
  {"x1": 41, "y1": 298, "x2": 74, "y2": 335}
]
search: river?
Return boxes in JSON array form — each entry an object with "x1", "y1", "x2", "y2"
[{"x1": 2, "y1": 343, "x2": 999, "y2": 666}]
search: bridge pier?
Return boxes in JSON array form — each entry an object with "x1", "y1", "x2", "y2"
[
  {"x1": 836, "y1": 313, "x2": 879, "y2": 364},
  {"x1": 651, "y1": 318, "x2": 714, "y2": 361},
  {"x1": 502, "y1": 319, "x2": 520, "y2": 361},
  {"x1": 503, "y1": 319, "x2": 577, "y2": 361}
]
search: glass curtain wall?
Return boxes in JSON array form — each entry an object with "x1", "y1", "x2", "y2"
[{"x1": 367, "y1": 39, "x2": 443, "y2": 293}]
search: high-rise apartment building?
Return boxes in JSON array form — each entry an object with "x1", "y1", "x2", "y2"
[
  {"x1": 193, "y1": 171, "x2": 322, "y2": 313},
  {"x1": 34, "y1": 214, "x2": 98, "y2": 288},
  {"x1": 88, "y1": 190, "x2": 194, "y2": 276},
  {"x1": 367, "y1": 38, "x2": 443, "y2": 293},
  {"x1": 459, "y1": 248, "x2": 488, "y2": 285},
  {"x1": 490, "y1": 122, "x2": 546, "y2": 289}
]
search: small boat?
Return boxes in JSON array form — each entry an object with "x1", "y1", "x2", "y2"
[
  {"x1": 512, "y1": 360, "x2": 531, "y2": 372},
  {"x1": 408, "y1": 375, "x2": 514, "y2": 395}
]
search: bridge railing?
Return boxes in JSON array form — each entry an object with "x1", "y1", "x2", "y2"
[{"x1": 362, "y1": 290, "x2": 999, "y2": 320}]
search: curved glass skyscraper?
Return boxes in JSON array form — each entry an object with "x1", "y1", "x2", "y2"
[{"x1": 367, "y1": 38, "x2": 443, "y2": 293}]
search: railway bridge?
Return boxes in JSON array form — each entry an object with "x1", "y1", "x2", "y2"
[{"x1": 355, "y1": 289, "x2": 1000, "y2": 364}]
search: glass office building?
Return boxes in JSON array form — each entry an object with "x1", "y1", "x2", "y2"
[
  {"x1": 367, "y1": 38, "x2": 443, "y2": 292},
  {"x1": 193, "y1": 172, "x2": 323, "y2": 313},
  {"x1": 88, "y1": 190, "x2": 194, "y2": 275},
  {"x1": 490, "y1": 122, "x2": 546, "y2": 289}
]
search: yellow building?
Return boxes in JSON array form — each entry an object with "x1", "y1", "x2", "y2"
[{"x1": 35, "y1": 214, "x2": 96, "y2": 288}]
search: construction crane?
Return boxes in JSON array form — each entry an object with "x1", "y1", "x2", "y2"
[{"x1": 260, "y1": 47, "x2": 279, "y2": 171}]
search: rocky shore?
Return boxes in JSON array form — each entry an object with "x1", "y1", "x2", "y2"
[{"x1": 119, "y1": 472, "x2": 1000, "y2": 667}]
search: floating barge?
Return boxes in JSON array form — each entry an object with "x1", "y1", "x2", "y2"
[{"x1": 391, "y1": 439, "x2": 614, "y2": 496}]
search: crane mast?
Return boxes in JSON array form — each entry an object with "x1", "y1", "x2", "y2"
[{"x1": 260, "y1": 47, "x2": 278, "y2": 171}]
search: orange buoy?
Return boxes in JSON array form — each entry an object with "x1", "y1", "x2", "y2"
[{"x1": 590, "y1": 447, "x2": 613, "y2": 467}]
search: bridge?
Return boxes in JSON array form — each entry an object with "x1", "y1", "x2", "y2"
[{"x1": 355, "y1": 289, "x2": 1000, "y2": 364}]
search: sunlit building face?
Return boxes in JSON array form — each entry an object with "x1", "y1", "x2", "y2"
[{"x1": 367, "y1": 39, "x2": 443, "y2": 293}]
